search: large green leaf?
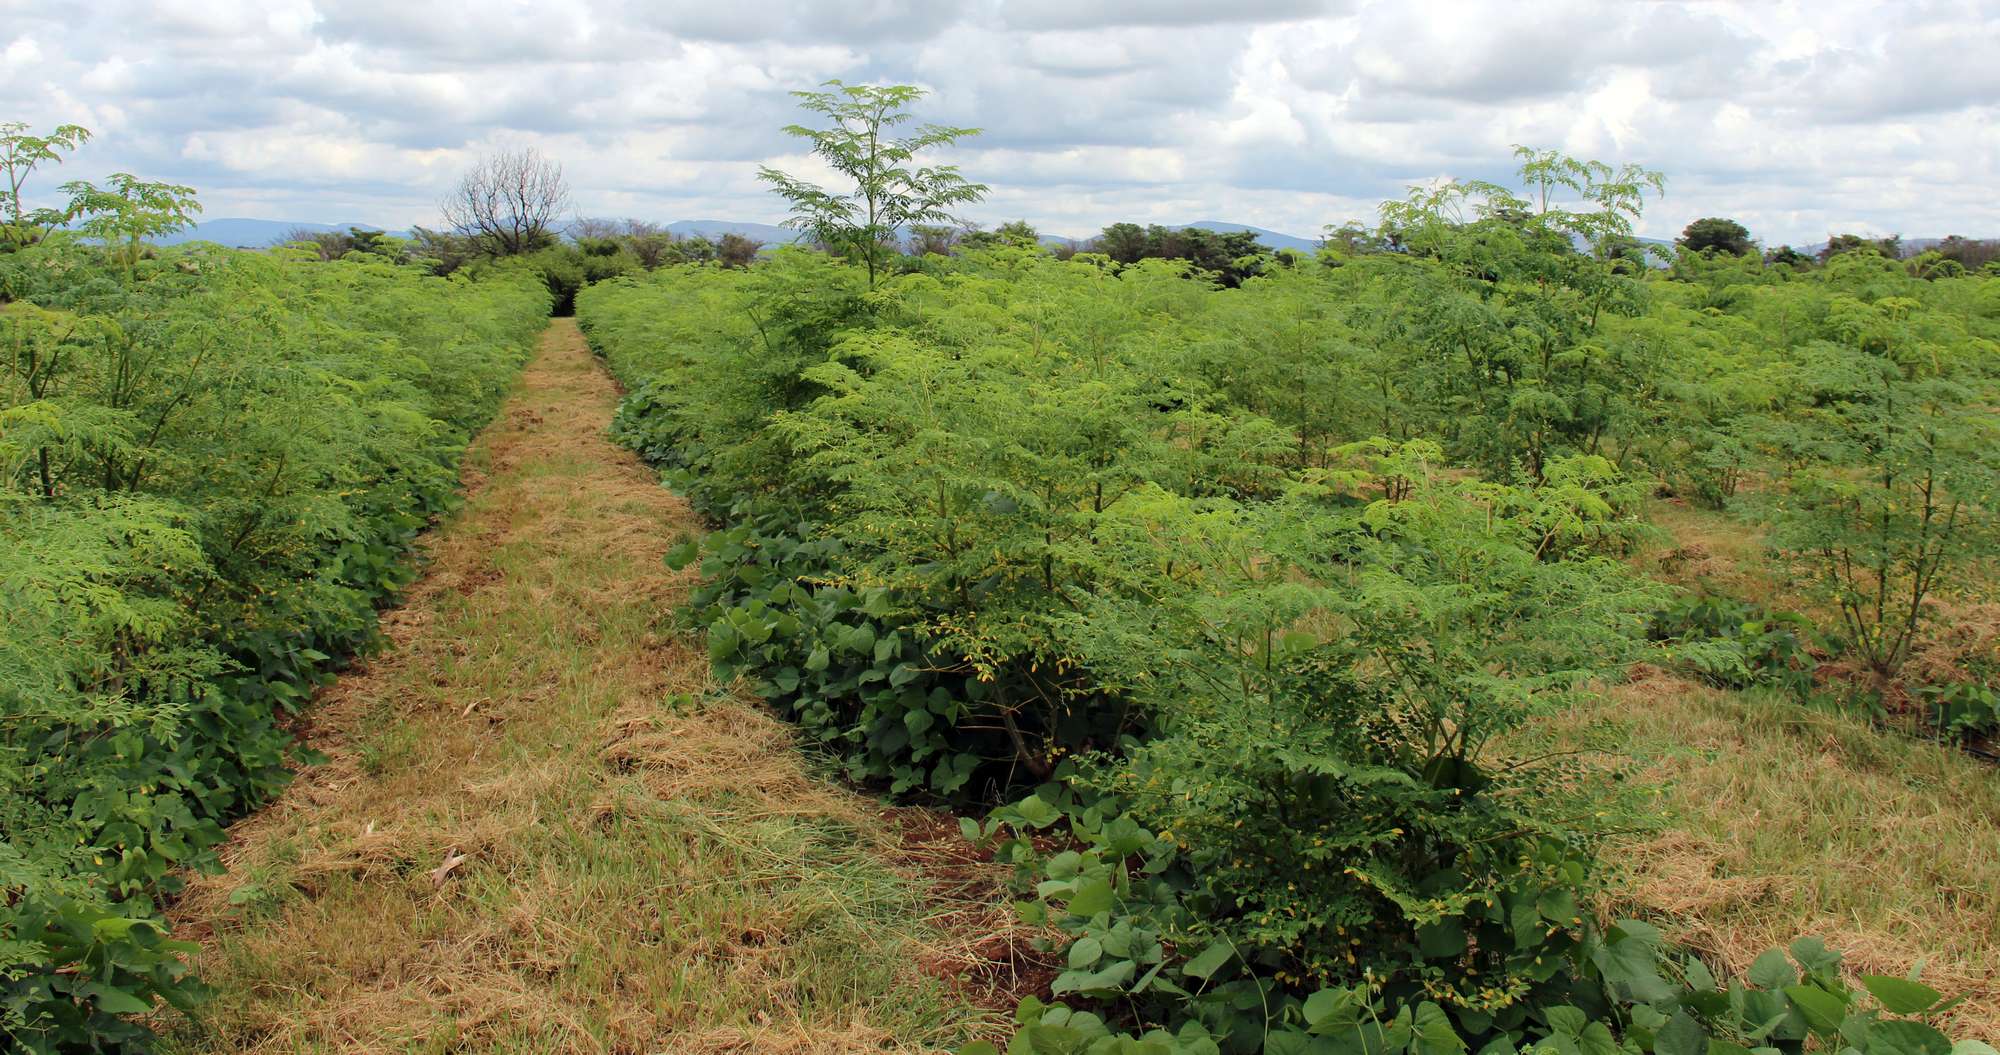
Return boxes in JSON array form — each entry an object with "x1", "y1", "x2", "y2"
[
  {"x1": 1180, "y1": 941, "x2": 1234, "y2": 982},
  {"x1": 1417, "y1": 919, "x2": 1467, "y2": 959},
  {"x1": 78, "y1": 983, "x2": 153, "y2": 1015},
  {"x1": 1052, "y1": 957, "x2": 1136, "y2": 995},
  {"x1": 1782, "y1": 985, "x2": 1849, "y2": 1037},
  {"x1": 1067, "y1": 876, "x2": 1115, "y2": 918},
  {"x1": 1746, "y1": 949, "x2": 1796, "y2": 990},
  {"x1": 1866, "y1": 1021, "x2": 1954, "y2": 1055},
  {"x1": 1861, "y1": 975, "x2": 1943, "y2": 1015},
  {"x1": 1012, "y1": 794, "x2": 1061, "y2": 829},
  {"x1": 1591, "y1": 923, "x2": 1678, "y2": 1003},
  {"x1": 1653, "y1": 1010, "x2": 1707, "y2": 1055}
]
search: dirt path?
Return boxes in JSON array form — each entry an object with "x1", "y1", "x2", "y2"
[{"x1": 161, "y1": 320, "x2": 1010, "y2": 1054}]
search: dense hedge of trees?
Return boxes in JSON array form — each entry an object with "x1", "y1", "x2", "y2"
[
  {"x1": 580, "y1": 121, "x2": 1997, "y2": 1051},
  {"x1": 1, "y1": 122, "x2": 551, "y2": 1052}
]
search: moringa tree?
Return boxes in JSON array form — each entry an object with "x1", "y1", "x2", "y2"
[
  {"x1": 1765, "y1": 318, "x2": 2000, "y2": 683},
  {"x1": 759, "y1": 81, "x2": 986, "y2": 286},
  {"x1": 442, "y1": 145, "x2": 569, "y2": 255},
  {"x1": 61, "y1": 172, "x2": 201, "y2": 275},
  {"x1": 1, "y1": 121, "x2": 91, "y2": 249}
]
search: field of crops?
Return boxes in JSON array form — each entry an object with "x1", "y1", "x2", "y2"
[
  {"x1": 4, "y1": 99, "x2": 1998, "y2": 1055},
  {"x1": 578, "y1": 185, "x2": 2000, "y2": 1052},
  {"x1": 0, "y1": 241, "x2": 548, "y2": 1049}
]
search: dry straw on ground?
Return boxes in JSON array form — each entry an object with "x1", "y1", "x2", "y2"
[
  {"x1": 1539, "y1": 664, "x2": 2000, "y2": 1040},
  {"x1": 160, "y1": 320, "x2": 1022, "y2": 1054}
]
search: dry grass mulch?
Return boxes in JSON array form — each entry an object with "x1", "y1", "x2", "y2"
[
  {"x1": 1536, "y1": 665, "x2": 2000, "y2": 1039},
  {"x1": 158, "y1": 319, "x2": 1023, "y2": 1054}
]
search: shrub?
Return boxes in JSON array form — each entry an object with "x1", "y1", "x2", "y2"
[
  {"x1": 580, "y1": 202, "x2": 1996, "y2": 1055},
  {"x1": 1647, "y1": 593, "x2": 1823, "y2": 694}
]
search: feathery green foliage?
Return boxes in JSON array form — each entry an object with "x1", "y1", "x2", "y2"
[
  {"x1": 0, "y1": 123, "x2": 91, "y2": 251},
  {"x1": 0, "y1": 230, "x2": 547, "y2": 1051},
  {"x1": 583, "y1": 138, "x2": 1996, "y2": 1053},
  {"x1": 759, "y1": 81, "x2": 987, "y2": 287}
]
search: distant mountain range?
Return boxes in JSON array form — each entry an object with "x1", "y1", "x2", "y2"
[
  {"x1": 660, "y1": 218, "x2": 1327, "y2": 251},
  {"x1": 153, "y1": 218, "x2": 409, "y2": 247},
  {"x1": 1177, "y1": 221, "x2": 1319, "y2": 252},
  {"x1": 152, "y1": 217, "x2": 798, "y2": 249}
]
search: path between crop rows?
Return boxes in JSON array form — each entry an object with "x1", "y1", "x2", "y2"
[{"x1": 160, "y1": 319, "x2": 1025, "y2": 1054}]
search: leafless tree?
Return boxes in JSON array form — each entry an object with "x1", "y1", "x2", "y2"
[
  {"x1": 567, "y1": 215, "x2": 625, "y2": 241},
  {"x1": 907, "y1": 223, "x2": 959, "y2": 256},
  {"x1": 624, "y1": 220, "x2": 677, "y2": 268},
  {"x1": 441, "y1": 145, "x2": 569, "y2": 255}
]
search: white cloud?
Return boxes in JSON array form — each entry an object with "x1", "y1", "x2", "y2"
[
  {"x1": 0, "y1": 0, "x2": 1992, "y2": 244},
  {"x1": 4, "y1": 36, "x2": 43, "y2": 66}
]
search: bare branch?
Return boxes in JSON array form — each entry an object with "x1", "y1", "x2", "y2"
[{"x1": 440, "y1": 145, "x2": 569, "y2": 255}]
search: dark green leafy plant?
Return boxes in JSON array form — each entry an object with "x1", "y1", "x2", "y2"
[
  {"x1": 1919, "y1": 681, "x2": 2000, "y2": 741},
  {"x1": 976, "y1": 937, "x2": 1987, "y2": 1055},
  {"x1": 1647, "y1": 593, "x2": 1823, "y2": 695}
]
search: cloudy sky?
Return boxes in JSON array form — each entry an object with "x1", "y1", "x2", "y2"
[{"x1": 4, "y1": 0, "x2": 1996, "y2": 246}]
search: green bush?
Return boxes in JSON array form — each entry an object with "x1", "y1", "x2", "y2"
[
  {"x1": 1647, "y1": 593, "x2": 1823, "y2": 694},
  {"x1": 0, "y1": 241, "x2": 547, "y2": 1050},
  {"x1": 579, "y1": 182, "x2": 1996, "y2": 1053},
  {"x1": 1920, "y1": 681, "x2": 2000, "y2": 741},
  {"x1": 490, "y1": 243, "x2": 639, "y2": 315}
]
